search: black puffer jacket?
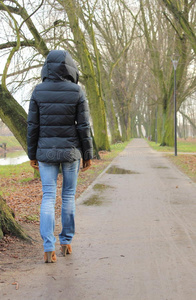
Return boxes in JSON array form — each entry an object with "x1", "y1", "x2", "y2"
[{"x1": 27, "y1": 50, "x2": 93, "y2": 163}]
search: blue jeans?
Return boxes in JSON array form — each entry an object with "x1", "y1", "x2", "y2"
[{"x1": 38, "y1": 160, "x2": 80, "y2": 252}]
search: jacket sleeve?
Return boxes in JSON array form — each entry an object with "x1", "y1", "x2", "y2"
[
  {"x1": 27, "y1": 90, "x2": 39, "y2": 160},
  {"x1": 76, "y1": 87, "x2": 93, "y2": 160}
]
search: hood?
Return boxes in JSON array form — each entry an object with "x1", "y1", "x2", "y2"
[{"x1": 41, "y1": 50, "x2": 79, "y2": 83}]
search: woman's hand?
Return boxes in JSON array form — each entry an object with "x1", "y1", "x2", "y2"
[
  {"x1": 30, "y1": 160, "x2": 39, "y2": 170},
  {"x1": 82, "y1": 159, "x2": 92, "y2": 172}
]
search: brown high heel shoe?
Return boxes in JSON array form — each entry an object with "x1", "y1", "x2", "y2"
[
  {"x1": 61, "y1": 244, "x2": 72, "y2": 256},
  {"x1": 44, "y1": 251, "x2": 57, "y2": 263}
]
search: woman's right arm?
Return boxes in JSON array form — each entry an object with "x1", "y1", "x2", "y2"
[
  {"x1": 27, "y1": 90, "x2": 39, "y2": 160},
  {"x1": 76, "y1": 87, "x2": 93, "y2": 162}
]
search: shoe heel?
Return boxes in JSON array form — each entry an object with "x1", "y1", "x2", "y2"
[
  {"x1": 61, "y1": 245, "x2": 68, "y2": 256},
  {"x1": 46, "y1": 251, "x2": 52, "y2": 262}
]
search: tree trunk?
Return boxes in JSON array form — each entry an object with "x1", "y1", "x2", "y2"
[
  {"x1": 0, "y1": 85, "x2": 27, "y2": 152},
  {"x1": 119, "y1": 111, "x2": 131, "y2": 141},
  {"x1": 103, "y1": 85, "x2": 121, "y2": 144},
  {"x1": 0, "y1": 196, "x2": 31, "y2": 241},
  {"x1": 60, "y1": 0, "x2": 110, "y2": 150},
  {"x1": 137, "y1": 113, "x2": 144, "y2": 138},
  {"x1": 162, "y1": 108, "x2": 174, "y2": 146},
  {"x1": 85, "y1": 79, "x2": 110, "y2": 150}
]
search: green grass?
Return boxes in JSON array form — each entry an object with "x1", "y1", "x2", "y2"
[
  {"x1": 19, "y1": 177, "x2": 34, "y2": 183},
  {"x1": 0, "y1": 136, "x2": 22, "y2": 150},
  {"x1": 147, "y1": 139, "x2": 196, "y2": 153},
  {"x1": 24, "y1": 214, "x2": 39, "y2": 222},
  {"x1": 0, "y1": 161, "x2": 33, "y2": 178},
  {"x1": 3, "y1": 150, "x2": 26, "y2": 158},
  {"x1": 104, "y1": 141, "x2": 130, "y2": 159}
]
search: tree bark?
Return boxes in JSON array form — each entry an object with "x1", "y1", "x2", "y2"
[
  {"x1": 0, "y1": 196, "x2": 31, "y2": 241},
  {"x1": 0, "y1": 85, "x2": 27, "y2": 152},
  {"x1": 57, "y1": 0, "x2": 110, "y2": 150},
  {"x1": 102, "y1": 78, "x2": 121, "y2": 143}
]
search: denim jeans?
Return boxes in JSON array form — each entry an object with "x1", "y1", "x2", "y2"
[{"x1": 38, "y1": 160, "x2": 80, "y2": 252}]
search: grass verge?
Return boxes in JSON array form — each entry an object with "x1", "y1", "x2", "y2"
[
  {"x1": 147, "y1": 138, "x2": 196, "y2": 183},
  {"x1": 0, "y1": 161, "x2": 33, "y2": 178},
  {"x1": 147, "y1": 138, "x2": 196, "y2": 153},
  {"x1": 166, "y1": 154, "x2": 196, "y2": 183}
]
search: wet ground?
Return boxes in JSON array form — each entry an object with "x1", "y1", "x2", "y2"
[{"x1": 1, "y1": 139, "x2": 196, "y2": 299}]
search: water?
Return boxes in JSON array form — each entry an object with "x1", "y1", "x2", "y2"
[
  {"x1": 106, "y1": 165, "x2": 139, "y2": 174},
  {"x1": 0, "y1": 150, "x2": 29, "y2": 165}
]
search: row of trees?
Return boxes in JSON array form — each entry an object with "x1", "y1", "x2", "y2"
[{"x1": 0, "y1": 0, "x2": 195, "y2": 150}]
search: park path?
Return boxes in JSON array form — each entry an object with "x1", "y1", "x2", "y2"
[{"x1": 1, "y1": 138, "x2": 196, "y2": 300}]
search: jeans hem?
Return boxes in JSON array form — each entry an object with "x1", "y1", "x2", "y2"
[
  {"x1": 59, "y1": 239, "x2": 72, "y2": 245},
  {"x1": 44, "y1": 248, "x2": 55, "y2": 252}
]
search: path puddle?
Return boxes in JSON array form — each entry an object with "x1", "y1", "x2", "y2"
[
  {"x1": 93, "y1": 183, "x2": 113, "y2": 191},
  {"x1": 153, "y1": 166, "x2": 169, "y2": 169},
  {"x1": 106, "y1": 165, "x2": 139, "y2": 174},
  {"x1": 83, "y1": 184, "x2": 113, "y2": 206},
  {"x1": 83, "y1": 195, "x2": 103, "y2": 206}
]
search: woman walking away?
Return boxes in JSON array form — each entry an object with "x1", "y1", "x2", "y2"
[{"x1": 27, "y1": 50, "x2": 93, "y2": 263}]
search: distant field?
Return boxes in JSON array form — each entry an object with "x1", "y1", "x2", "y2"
[
  {"x1": 148, "y1": 138, "x2": 196, "y2": 153},
  {"x1": 0, "y1": 136, "x2": 22, "y2": 150}
]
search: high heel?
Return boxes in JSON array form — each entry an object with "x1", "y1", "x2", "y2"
[
  {"x1": 44, "y1": 251, "x2": 57, "y2": 263},
  {"x1": 61, "y1": 244, "x2": 72, "y2": 256}
]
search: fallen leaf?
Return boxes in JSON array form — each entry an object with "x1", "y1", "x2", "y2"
[{"x1": 12, "y1": 281, "x2": 19, "y2": 290}]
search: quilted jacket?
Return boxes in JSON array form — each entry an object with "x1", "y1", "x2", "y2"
[{"x1": 27, "y1": 50, "x2": 93, "y2": 163}]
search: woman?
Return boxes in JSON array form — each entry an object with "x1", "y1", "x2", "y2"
[{"x1": 27, "y1": 50, "x2": 93, "y2": 263}]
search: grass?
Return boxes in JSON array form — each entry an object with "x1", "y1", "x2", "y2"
[
  {"x1": 0, "y1": 136, "x2": 22, "y2": 150},
  {"x1": 0, "y1": 161, "x2": 33, "y2": 178},
  {"x1": 19, "y1": 177, "x2": 34, "y2": 183},
  {"x1": 24, "y1": 214, "x2": 39, "y2": 222},
  {"x1": 147, "y1": 138, "x2": 196, "y2": 153},
  {"x1": 4, "y1": 150, "x2": 26, "y2": 158},
  {"x1": 109, "y1": 141, "x2": 130, "y2": 156}
]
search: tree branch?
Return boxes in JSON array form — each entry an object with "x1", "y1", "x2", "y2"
[
  {"x1": 0, "y1": 1, "x2": 21, "y2": 89},
  {"x1": 0, "y1": 40, "x2": 36, "y2": 50},
  {"x1": 188, "y1": 0, "x2": 196, "y2": 10},
  {"x1": 163, "y1": 11, "x2": 183, "y2": 39},
  {"x1": 160, "y1": 0, "x2": 196, "y2": 54},
  {"x1": 179, "y1": 110, "x2": 196, "y2": 129},
  {"x1": 0, "y1": 64, "x2": 42, "y2": 78},
  {"x1": 0, "y1": 0, "x2": 49, "y2": 56},
  {"x1": 0, "y1": 4, "x2": 21, "y2": 14}
]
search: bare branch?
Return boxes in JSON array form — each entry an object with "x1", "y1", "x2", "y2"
[
  {"x1": 0, "y1": 40, "x2": 36, "y2": 50},
  {"x1": 0, "y1": 64, "x2": 42, "y2": 78}
]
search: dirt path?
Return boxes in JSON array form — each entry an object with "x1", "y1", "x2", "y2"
[{"x1": 1, "y1": 139, "x2": 196, "y2": 300}]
